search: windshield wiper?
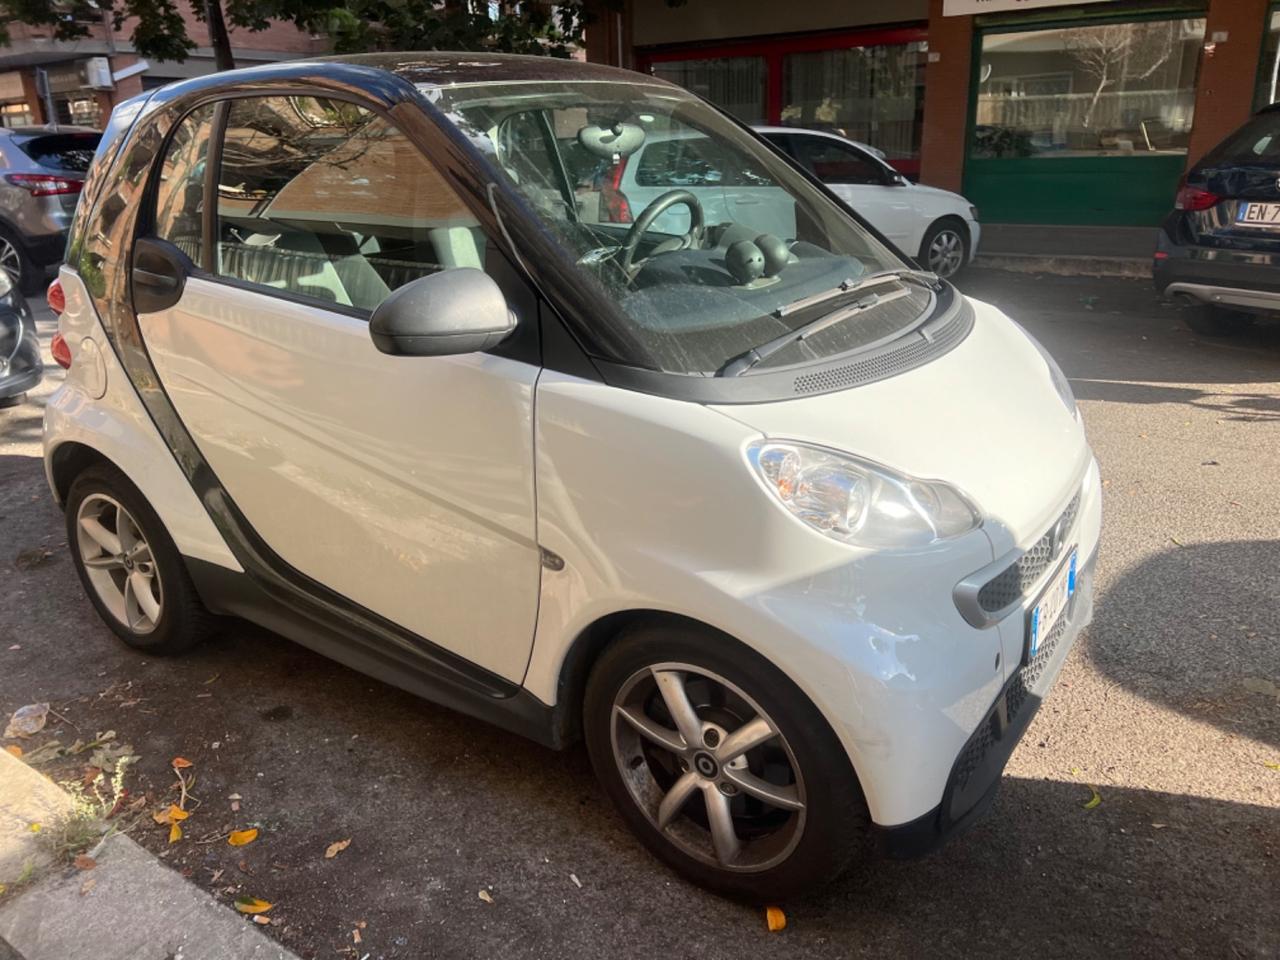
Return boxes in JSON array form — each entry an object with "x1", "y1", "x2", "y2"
[
  {"x1": 774, "y1": 268, "x2": 940, "y2": 319},
  {"x1": 717, "y1": 285, "x2": 914, "y2": 377}
]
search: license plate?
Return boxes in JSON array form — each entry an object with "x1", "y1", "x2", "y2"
[
  {"x1": 1236, "y1": 202, "x2": 1280, "y2": 227},
  {"x1": 1026, "y1": 549, "x2": 1077, "y2": 662}
]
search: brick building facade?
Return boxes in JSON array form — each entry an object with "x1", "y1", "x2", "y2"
[
  {"x1": 0, "y1": 4, "x2": 326, "y2": 129},
  {"x1": 588, "y1": 0, "x2": 1280, "y2": 226}
]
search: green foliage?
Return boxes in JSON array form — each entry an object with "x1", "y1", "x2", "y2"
[{"x1": 0, "y1": 0, "x2": 596, "y2": 63}]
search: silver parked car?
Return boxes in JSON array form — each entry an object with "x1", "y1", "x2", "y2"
[{"x1": 0, "y1": 126, "x2": 101, "y2": 293}]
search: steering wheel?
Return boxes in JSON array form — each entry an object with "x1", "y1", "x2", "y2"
[{"x1": 619, "y1": 189, "x2": 705, "y2": 275}]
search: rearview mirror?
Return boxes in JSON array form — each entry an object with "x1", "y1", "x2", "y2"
[{"x1": 369, "y1": 268, "x2": 516, "y2": 357}]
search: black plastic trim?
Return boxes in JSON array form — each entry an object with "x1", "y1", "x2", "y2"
[
  {"x1": 184, "y1": 558, "x2": 563, "y2": 749},
  {"x1": 592, "y1": 285, "x2": 971, "y2": 404}
]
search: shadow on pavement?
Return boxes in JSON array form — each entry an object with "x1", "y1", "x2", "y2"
[
  {"x1": 1071, "y1": 378, "x2": 1280, "y2": 420},
  {"x1": 1086, "y1": 540, "x2": 1279, "y2": 750}
]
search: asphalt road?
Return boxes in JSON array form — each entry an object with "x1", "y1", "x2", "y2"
[{"x1": 1, "y1": 270, "x2": 1277, "y2": 959}]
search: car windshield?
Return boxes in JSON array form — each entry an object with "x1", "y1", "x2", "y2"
[
  {"x1": 15, "y1": 132, "x2": 101, "y2": 172},
  {"x1": 427, "y1": 80, "x2": 927, "y2": 376}
]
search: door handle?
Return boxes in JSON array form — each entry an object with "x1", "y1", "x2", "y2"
[{"x1": 133, "y1": 267, "x2": 179, "y2": 291}]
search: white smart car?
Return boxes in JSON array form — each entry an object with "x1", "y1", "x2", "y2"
[{"x1": 44, "y1": 54, "x2": 1098, "y2": 902}]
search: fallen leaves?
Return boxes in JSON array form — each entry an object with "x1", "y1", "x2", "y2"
[
  {"x1": 169, "y1": 822, "x2": 183, "y2": 844},
  {"x1": 73, "y1": 854, "x2": 97, "y2": 871},
  {"x1": 234, "y1": 896, "x2": 273, "y2": 915},
  {"x1": 80, "y1": 877, "x2": 96, "y2": 896},
  {"x1": 171, "y1": 757, "x2": 193, "y2": 770},
  {"x1": 3, "y1": 702, "x2": 50, "y2": 739},
  {"x1": 3, "y1": 745, "x2": 21, "y2": 758},
  {"x1": 765, "y1": 906, "x2": 786, "y2": 932},
  {"x1": 153, "y1": 804, "x2": 189, "y2": 826},
  {"x1": 324, "y1": 838, "x2": 351, "y2": 859},
  {"x1": 228, "y1": 829, "x2": 259, "y2": 847},
  {"x1": 1082, "y1": 785, "x2": 1102, "y2": 810},
  {"x1": 478, "y1": 889, "x2": 494, "y2": 904}
]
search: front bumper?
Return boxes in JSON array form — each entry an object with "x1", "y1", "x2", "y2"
[{"x1": 876, "y1": 546, "x2": 1097, "y2": 858}]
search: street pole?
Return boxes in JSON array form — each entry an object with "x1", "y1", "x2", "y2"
[{"x1": 35, "y1": 67, "x2": 58, "y2": 129}]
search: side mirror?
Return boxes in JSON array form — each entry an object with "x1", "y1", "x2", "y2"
[{"x1": 369, "y1": 268, "x2": 516, "y2": 357}]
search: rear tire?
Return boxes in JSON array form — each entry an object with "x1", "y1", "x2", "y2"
[
  {"x1": 583, "y1": 621, "x2": 868, "y2": 902},
  {"x1": 0, "y1": 226, "x2": 40, "y2": 296},
  {"x1": 65, "y1": 463, "x2": 215, "y2": 655},
  {"x1": 1182, "y1": 303, "x2": 1253, "y2": 337},
  {"x1": 919, "y1": 218, "x2": 969, "y2": 280}
]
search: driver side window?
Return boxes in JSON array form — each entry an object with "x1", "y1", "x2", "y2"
[{"x1": 214, "y1": 96, "x2": 485, "y2": 314}]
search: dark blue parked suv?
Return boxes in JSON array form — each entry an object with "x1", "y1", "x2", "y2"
[{"x1": 1154, "y1": 105, "x2": 1280, "y2": 336}]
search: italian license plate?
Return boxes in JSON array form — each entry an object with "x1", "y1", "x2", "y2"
[
  {"x1": 1236, "y1": 202, "x2": 1280, "y2": 227},
  {"x1": 1026, "y1": 549, "x2": 1077, "y2": 662}
]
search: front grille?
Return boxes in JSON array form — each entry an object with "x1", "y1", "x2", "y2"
[
  {"x1": 951, "y1": 608, "x2": 1072, "y2": 799},
  {"x1": 977, "y1": 491, "x2": 1081, "y2": 613}
]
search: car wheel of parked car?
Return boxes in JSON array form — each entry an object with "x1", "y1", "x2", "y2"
[
  {"x1": 65, "y1": 464, "x2": 215, "y2": 655},
  {"x1": 920, "y1": 219, "x2": 969, "y2": 279},
  {"x1": 1182, "y1": 304, "x2": 1254, "y2": 338},
  {"x1": 584, "y1": 621, "x2": 867, "y2": 902},
  {"x1": 0, "y1": 227, "x2": 39, "y2": 296}
]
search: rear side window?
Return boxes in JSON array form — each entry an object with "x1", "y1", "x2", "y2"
[
  {"x1": 152, "y1": 105, "x2": 215, "y2": 266},
  {"x1": 634, "y1": 136, "x2": 773, "y2": 188},
  {"x1": 1202, "y1": 111, "x2": 1280, "y2": 166},
  {"x1": 214, "y1": 96, "x2": 483, "y2": 313},
  {"x1": 788, "y1": 136, "x2": 885, "y2": 186},
  {"x1": 15, "y1": 133, "x2": 101, "y2": 172}
]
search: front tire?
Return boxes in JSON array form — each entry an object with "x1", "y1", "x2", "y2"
[
  {"x1": 1182, "y1": 303, "x2": 1253, "y2": 337},
  {"x1": 584, "y1": 621, "x2": 867, "y2": 902},
  {"x1": 65, "y1": 463, "x2": 215, "y2": 655}
]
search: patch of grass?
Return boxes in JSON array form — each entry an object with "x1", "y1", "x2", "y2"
[{"x1": 0, "y1": 859, "x2": 37, "y2": 903}]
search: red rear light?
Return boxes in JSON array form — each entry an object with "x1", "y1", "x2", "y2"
[
  {"x1": 4, "y1": 173, "x2": 84, "y2": 197},
  {"x1": 50, "y1": 332, "x2": 72, "y2": 369},
  {"x1": 601, "y1": 158, "x2": 632, "y2": 223},
  {"x1": 1174, "y1": 183, "x2": 1219, "y2": 211},
  {"x1": 47, "y1": 278, "x2": 65, "y2": 316}
]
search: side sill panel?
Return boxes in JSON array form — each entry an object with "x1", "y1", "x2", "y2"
[{"x1": 185, "y1": 558, "x2": 563, "y2": 750}]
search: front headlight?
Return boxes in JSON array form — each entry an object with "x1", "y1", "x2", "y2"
[
  {"x1": 747, "y1": 441, "x2": 981, "y2": 549},
  {"x1": 1018, "y1": 327, "x2": 1076, "y2": 416}
]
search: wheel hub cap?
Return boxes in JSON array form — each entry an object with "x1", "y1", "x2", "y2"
[{"x1": 692, "y1": 751, "x2": 719, "y2": 779}]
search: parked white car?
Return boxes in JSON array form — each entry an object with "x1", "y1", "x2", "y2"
[
  {"x1": 45, "y1": 54, "x2": 1097, "y2": 902},
  {"x1": 755, "y1": 126, "x2": 982, "y2": 278}
]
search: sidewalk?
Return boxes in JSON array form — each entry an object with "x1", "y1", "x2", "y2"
[
  {"x1": 0, "y1": 751, "x2": 297, "y2": 960},
  {"x1": 974, "y1": 224, "x2": 1155, "y2": 278}
]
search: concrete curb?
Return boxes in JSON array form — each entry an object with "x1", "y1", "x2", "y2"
[
  {"x1": 0, "y1": 751, "x2": 299, "y2": 960},
  {"x1": 974, "y1": 253, "x2": 1150, "y2": 279}
]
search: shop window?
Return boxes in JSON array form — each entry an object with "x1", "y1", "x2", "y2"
[
  {"x1": 1255, "y1": 7, "x2": 1280, "y2": 111},
  {"x1": 781, "y1": 43, "x2": 925, "y2": 164},
  {"x1": 649, "y1": 57, "x2": 766, "y2": 123},
  {"x1": 972, "y1": 18, "x2": 1205, "y2": 159},
  {"x1": 0, "y1": 102, "x2": 33, "y2": 128}
]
